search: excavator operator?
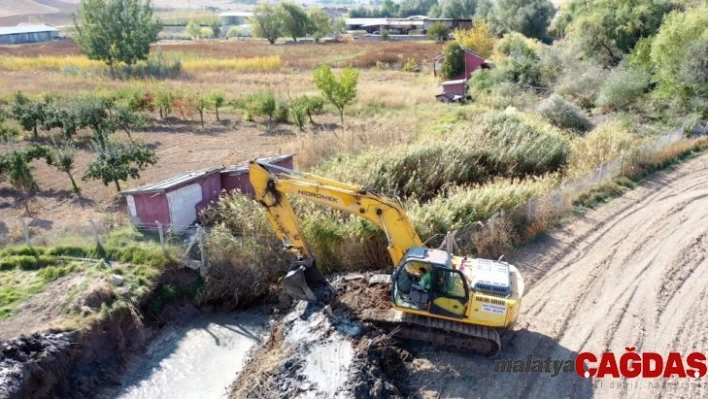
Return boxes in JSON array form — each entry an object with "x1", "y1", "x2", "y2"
[{"x1": 419, "y1": 268, "x2": 432, "y2": 291}]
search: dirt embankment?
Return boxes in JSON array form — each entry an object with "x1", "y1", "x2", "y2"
[
  {"x1": 0, "y1": 305, "x2": 144, "y2": 399},
  {"x1": 0, "y1": 268, "x2": 201, "y2": 399}
]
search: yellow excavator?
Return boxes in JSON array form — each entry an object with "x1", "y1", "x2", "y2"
[{"x1": 249, "y1": 160, "x2": 525, "y2": 356}]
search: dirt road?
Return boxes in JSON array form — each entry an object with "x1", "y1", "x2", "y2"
[{"x1": 407, "y1": 154, "x2": 708, "y2": 398}]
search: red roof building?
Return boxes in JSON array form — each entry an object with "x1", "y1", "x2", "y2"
[{"x1": 119, "y1": 153, "x2": 294, "y2": 231}]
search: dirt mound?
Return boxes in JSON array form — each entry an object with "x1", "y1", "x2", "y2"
[
  {"x1": 0, "y1": 331, "x2": 77, "y2": 399},
  {"x1": 230, "y1": 275, "x2": 414, "y2": 399}
]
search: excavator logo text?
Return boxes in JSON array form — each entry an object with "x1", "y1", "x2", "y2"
[{"x1": 297, "y1": 190, "x2": 338, "y2": 203}]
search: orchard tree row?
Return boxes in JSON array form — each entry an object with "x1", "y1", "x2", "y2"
[{"x1": 0, "y1": 64, "x2": 360, "y2": 212}]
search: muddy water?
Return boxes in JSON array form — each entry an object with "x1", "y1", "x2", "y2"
[{"x1": 114, "y1": 309, "x2": 270, "y2": 399}]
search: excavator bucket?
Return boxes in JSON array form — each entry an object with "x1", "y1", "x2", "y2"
[{"x1": 282, "y1": 259, "x2": 329, "y2": 302}]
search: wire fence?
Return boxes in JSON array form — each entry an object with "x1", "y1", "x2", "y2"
[{"x1": 427, "y1": 125, "x2": 688, "y2": 255}]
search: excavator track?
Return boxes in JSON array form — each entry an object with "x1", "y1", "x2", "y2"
[{"x1": 359, "y1": 308, "x2": 501, "y2": 358}]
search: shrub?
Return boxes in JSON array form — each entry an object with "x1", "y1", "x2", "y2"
[
  {"x1": 400, "y1": 58, "x2": 419, "y2": 73},
  {"x1": 596, "y1": 67, "x2": 651, "y2": 111},
  {"x1": 537, "y1": 94, "x2": 593, "y2": 133},
  {"x1": 566, "y1": 121, "x2": 638, "y2": 176},
  {"x1": 554, "y1": 64, "x2": 607, "y2": 109},
  {"x1": 275, "y1": 102, "x2": 289, "y2": 123},
  {"x1": 441, "y1": 42, "x2": 465, "y2": 79},
  {"x1": 290, "y1": 101, "x2": 307, "y2": 131},
  {"x1": 243, "y1": 91, "x2": 277, "y2": 122}
]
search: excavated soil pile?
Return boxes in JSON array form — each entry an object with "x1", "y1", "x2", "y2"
[
  {"x1": 0, "y1": 305, "x2": 145, "y2": 399},
  {"x1": 230, "y1": 275, "x2": 414, "y2": 398},
  {"x1": 0, "y1": 332, "x2": 77, "y2": 399}
]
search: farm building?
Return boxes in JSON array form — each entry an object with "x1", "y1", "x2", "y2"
[
  {"x1": 0, "y1": 24, "x2": 60, "y2": 45},
  {"x1": 433, "y1": 47, "x2": 492, "y2": 80},
  {"x1": 346, "y1": 17, "x2": 471, "y2": 34},
  {"x1": 219, "y1": 11, "x2": 253, "y2": 36},
  {"x1": 119, "y1": 154, "x2": 294, "y2": 231}
]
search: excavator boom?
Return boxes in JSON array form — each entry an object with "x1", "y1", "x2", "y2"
[{"x1": 249, "y1": 160, "x2": 423, "y2": 300}]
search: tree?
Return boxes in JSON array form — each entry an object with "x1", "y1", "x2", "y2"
[
  {"x1": 279, "y1": 2, "x2": 310, "y2": 42},
  {"x1": 193, "y1": 93, "x2": 209, "y2": 128},
  {"x1": 496, "y1": 32, "x2": 543, "y2": 86},
  {"x1": 308, "y1": 8, "x2": 333, "y2": 42},
  {"x1": 51, "y1": 144, "x2": 81, "y2": 194},
  {"x1": 427, "y1": 22, "x2": 449, "y2": 43},
  {"x1": 8, "y1": 151, "x2": 38, "y2": 215},
  {"x1": 313, "y1": 65, "x2": 359, "y2": 125},
  {"x1": 12, "y1": 92, "x2": 49, "y2": 139},
  {"x1": 454, "y1": 18, "x2": 495, "y2": 58},
  {"x1": 433, "y1": 0, "x2": 478, "y2": 19},
  {"x1": 486, "y1": 0, "x2": 556, "y2": 42},
  {"x1": 200, "y1": 27, "x2": 214, "y2": 39},
  {"x1": 186, "y1": 20, "x2": 201, "y2": 39},
  {"x1": 0, "y1": 109, "x2": 19, "y2": 142},
  {"x1": 73, "y1": 0, "x2": 162, "y2": 75},
  {"x1": 227, "y1": 26, "x2": 243, "y2": 39},
  {"x1": 209, "y1": 19, "x2": 221, "y2": 38},
  {"x1": 251, "y1": 3, "x2": 283, "y2": 44},
  {"x1": 559, "y1": 0, "x2": 673, "y2": 66},
  {"x1": 398, "y1": 0, "x2": 437, "y2": 17},
  {"x1": 206, "y1": 90, "x2": 226, "y2": 121},
  {"x1": 83, "y1": 140, "x2": 158, "y2": 191},
  {"x1": 113, "y1": 105, "x2": 146, "y2": 139},
  {"x1": 440, "y1": 42, "x2": 465, "y2": 79},
  {"x1": 649, "y1": 5, "x2": 708, "y2": 104}
]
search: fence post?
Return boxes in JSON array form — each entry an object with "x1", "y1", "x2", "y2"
[
  {"x1": 17, "y1": 217, "x2": 30, "y2": 246},
  {"x1": 597, "y1": 163, "x2": 604, "y2": 182},
  {"x1": 156, "y1": 221, "x2": 166, "y2": 255},
  {"x1": 89, "y1": 219, "x2": 103, "y2": 248},
  {"x1": 526, "y1": 197, "x2": 535, "y2": 223},
  {"x1": 197, "y1": 224, "x2": 207, "y2": 277}
]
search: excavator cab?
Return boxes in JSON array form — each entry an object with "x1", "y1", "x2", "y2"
[{"x1": 392, "y1": 247, "x2": 470, "y2": 318}]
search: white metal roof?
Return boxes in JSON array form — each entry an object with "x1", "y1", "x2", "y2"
[
  {"x1": 362, "y1": 20, "x2": 424, "y2": 27},
  {"x1": 221, "y1": 153, "x2": 295, "y2": 175},
  {"x1": 442, "y1": 79, "x2": 467, "y2": 85},
  {"x1": 219, "y1": 11, "x2": 254, "y2": 17},
  {"x1": 345, "y1": 18, "x2": 387, "y2": 25},
  {"x1": 0, "y1": 24, "x2": 59, "y2": 36},
  {"x1": 119, "y1": 167, "x2": 222, "y2": 195}
]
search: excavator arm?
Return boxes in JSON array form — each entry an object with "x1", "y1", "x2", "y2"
[{"x1": 249, "y1": 160, "x2": 424, "y2": 300}]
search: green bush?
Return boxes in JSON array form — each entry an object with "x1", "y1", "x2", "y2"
[
  {"x1": 554, "y1": 64, "x2": 607, "y2": 109},
  {"x1": 275, "y1": 101, "x2": 289, "y2": 123},
  {"x1": 290, "y1": 101, "x2": 307, "y2": 131},
  {"x1": 596, "y1": 67, "x2": 651, "y2": 111},
  {"x1": 243, "y1": 91, "x2": 277, "y2": 121},
  {"x1": 537, "y1": 94, "x2": 593, "y2": 133}
]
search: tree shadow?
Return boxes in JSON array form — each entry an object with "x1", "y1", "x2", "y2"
[
  {"x1": 259, "y1": 125, "x2": 296, "y2": 137},
  {"x1": 310, "y1": 122, "x2": 340, "y2": 134},
  {"x1": 28, "y1": 218, "x2": 53, "y2": 230}
]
